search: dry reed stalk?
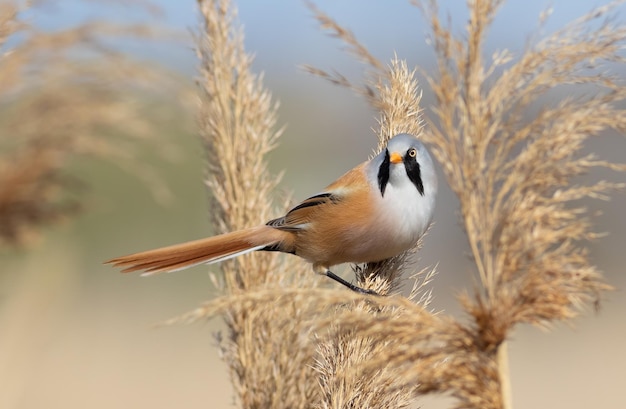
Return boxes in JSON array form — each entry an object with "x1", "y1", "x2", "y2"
[
  {"x1": 316, "y1": 60, "x2": 422, "y2": 409},
  {"x1": 188, "y1": 2, "x2": 438, "y2": 407},
  {"x1": 0, "y1": 0, "x2": 186, "y2": 247},
  {"x1": 303, "y1": 6, "x2": 436, "y2": 407},
  {"x1": 303, "y1": 1, "x2": 625, "y2": 408},
  {"x1": 195, "y1": 0, "x2": 322, "y2": 407},
  {"x1": 179, "y1": 0, "x2": 625, "y2": 408}
]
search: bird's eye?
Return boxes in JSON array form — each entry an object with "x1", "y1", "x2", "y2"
[{"x1": 408, "y1": 148, "x2": 417, "y2": 158}]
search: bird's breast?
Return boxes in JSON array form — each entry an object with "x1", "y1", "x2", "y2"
[
  {"x1": 294, "y1": 180, "x2": 434, "y2": 267},
  {"x1": 358, "y1": 182, "x2": 433, "y2": 259},
  {"x1": 379, "y1": 182, "x2": 434, "y2": 240}
]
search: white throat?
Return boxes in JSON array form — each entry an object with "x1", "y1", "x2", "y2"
[{"x1": 379, "y1": 162, "x2": 435, "y2": 243}]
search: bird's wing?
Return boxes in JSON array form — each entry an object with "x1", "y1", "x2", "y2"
[
  {"x1": 266, "y1": 192, "x2": 341, "y2": 231},
  {"x1": 265, "y1": 163, "x2": 368, "y2": 232}
]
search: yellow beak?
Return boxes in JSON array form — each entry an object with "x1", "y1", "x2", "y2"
[{"x1": 389, "y1": 152, "x2": 403, "y2": 164}]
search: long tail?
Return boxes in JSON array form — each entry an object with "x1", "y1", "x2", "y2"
[{"x1": 106, "y1": 226, "x2": 287, "y2": 275}]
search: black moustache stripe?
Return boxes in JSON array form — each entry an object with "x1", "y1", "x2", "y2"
[
  {"x1": 404, "y1": 154, "x2": 424, "y2": 196},
  {"x1": 377, "y1": 149, "x2": 391, "y2": 197}
]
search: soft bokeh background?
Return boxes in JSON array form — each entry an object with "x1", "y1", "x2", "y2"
[{"x1": 1, "y1": 1, "x2": 625, "y2": 408}]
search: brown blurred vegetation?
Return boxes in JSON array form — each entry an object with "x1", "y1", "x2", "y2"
[
  {"x1": 0, "y1": 2, "x2": 193, "y2": 407},
  {"x1": 0, "y1": 0, "x2": 189, "y2": 247}
]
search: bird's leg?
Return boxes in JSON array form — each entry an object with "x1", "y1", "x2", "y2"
[{"x1": 324, "y1": 270, "x2": 379, "y2": 295}]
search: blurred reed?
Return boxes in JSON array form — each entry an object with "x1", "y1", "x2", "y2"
[
  {"x1": 0, "y1": 2, "x2": 188, "y2": 407},
  {"x1": 0, "y1": 0, "x2": 188, "y2": 248}
]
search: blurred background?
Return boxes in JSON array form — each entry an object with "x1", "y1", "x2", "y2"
[{"x1": 0, "y1": 1, "x2": 624, "y2": 408}]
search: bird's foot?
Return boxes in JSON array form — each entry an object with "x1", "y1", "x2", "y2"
[{"x1": 324, "y1": 270, "x2": 380, "y2": 296}]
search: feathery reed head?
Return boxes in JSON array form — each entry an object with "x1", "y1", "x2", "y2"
[
  {"x1": 195, "y1": 1, "x2": 322, "y2": 407},
  {"x1": 303, "y1": 1, "x2": 625, "y2": 407},
  {"x1": 179, "y1": 1, "x2": 625, "y2": 408}
]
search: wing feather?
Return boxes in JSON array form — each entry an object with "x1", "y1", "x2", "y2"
[
  {"x1": 266, "y1": 192, "x2": 341, "y2": 231},
  {"x1": 265, "y1": 163, "x2": 368, "y2": 233}
]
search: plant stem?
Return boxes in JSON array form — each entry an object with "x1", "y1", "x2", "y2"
[{"x1": 498, "y1": 341, "x2": 513, "y2": 409}]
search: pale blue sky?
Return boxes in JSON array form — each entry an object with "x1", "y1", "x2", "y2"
[{"x1": 25, "y1": 0, "x2": 625, "y2": 77}]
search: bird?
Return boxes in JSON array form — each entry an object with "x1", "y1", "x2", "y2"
[{"x1": 106, "y1": 133, "x2": 438, "y2": 294}]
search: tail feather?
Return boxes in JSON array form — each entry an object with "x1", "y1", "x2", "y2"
[{"x1": 106, "y1": 226, "x2": 284, "y2": 275}]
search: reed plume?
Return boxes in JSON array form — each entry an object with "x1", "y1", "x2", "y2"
[
  {"x1": 178, "y1": 0, "x2": 625, "y2": 408},
  {"x1": 303, "y1": 1, "x2": 625, "y2": 408},
  {"x1": 195, "y1": 0, "x2": 321, "y2": 406}
]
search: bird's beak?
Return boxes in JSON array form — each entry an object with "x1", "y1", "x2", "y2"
[{"x1": 389, "y1": 152, "x2": 403, "y2": 164}]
